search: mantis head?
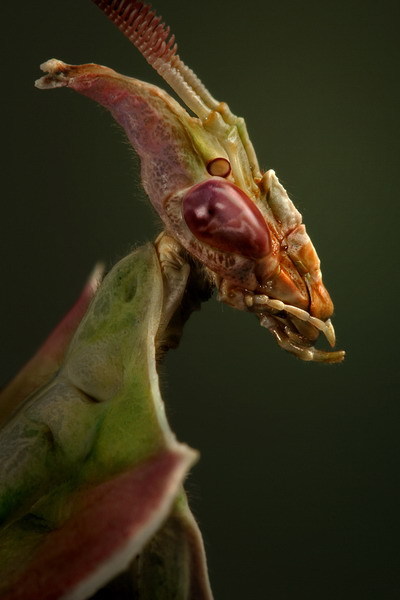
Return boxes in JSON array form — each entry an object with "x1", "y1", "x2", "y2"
[{"x1": 36, "y1": 0, "x2": 345, "y2": 363}]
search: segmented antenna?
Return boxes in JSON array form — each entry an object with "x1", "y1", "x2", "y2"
[
  {"x1": 94, "y1": 1, "x2": 177, "y2": 65},
  {"x1": 92, "y1": 0, "x2": 219, "y2": 118},
  {"x1": 92, "y1": 1, "x2": 262, "y2": 182}
]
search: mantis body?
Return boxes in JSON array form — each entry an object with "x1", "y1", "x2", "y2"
[{"x1": 36, "y1": 0, "x2": 345, "y2": 363}]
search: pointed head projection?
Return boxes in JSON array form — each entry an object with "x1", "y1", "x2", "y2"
[{"x1": 37, "y1": 0, "x2": 344, "y2": 362}]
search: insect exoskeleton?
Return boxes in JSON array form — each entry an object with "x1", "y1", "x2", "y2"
[{"x1": 36, "y1": 0, "x2": 345, "y2": 363}]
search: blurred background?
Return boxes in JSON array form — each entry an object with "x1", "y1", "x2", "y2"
[{"x1": 2, "y1": 1, "x2": 400, "y2": 598}]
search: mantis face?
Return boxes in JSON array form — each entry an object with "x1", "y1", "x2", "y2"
[{"x1": 36, "y1": 0, "x2": 345, "y2": 363}]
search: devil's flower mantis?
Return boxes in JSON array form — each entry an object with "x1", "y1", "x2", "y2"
[{"x1": 36, "y1": 0, "x2": 345, "y2": 363}]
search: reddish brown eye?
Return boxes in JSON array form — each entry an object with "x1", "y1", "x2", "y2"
[{"x1": 183, "y1": 179, "x2": 271, "y2": 259}]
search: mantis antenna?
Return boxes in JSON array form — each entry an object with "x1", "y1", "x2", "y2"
[
  {"x1": 92, "y1": 0, "x2": 262, "y2": 181},
  {"x1": 92, "y1": 0, "x2": 218, "y2": 119}
]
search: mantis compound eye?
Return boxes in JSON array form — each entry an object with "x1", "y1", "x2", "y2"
[
  {"x1": 206, "y1": 157, "x2": 231, "y2": 177},
  {"x1": 183, "y1": 179, "x2": 271, "y2": 259}
]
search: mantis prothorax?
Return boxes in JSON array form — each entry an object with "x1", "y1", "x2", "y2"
[{"x1": 36, "y1": 0, "x2": 345, "y2": 363}]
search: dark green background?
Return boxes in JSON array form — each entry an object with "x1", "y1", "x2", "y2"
[{"x1": 2, "y1": 1, "x2": 400, "y2": 598}]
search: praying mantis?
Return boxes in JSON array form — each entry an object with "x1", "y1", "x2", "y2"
[{"x1": 36, "y1": 0, "x2": 345, "y2": 363}]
